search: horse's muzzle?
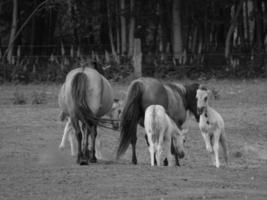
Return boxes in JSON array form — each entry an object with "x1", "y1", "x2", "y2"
[
  {"x1": 178, "y1": 151, "x2": 185, "y2": 159},
  {"x1": 197, "y1": 107, "x2": 205, "y2": 115}
]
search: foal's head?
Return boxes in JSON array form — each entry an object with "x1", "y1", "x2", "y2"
[
  {"x1": 196, "y1": 86, "x2": 211, "y2": 115},
  {"x1": 173, "y1": 127, "x2": 188, "y2": 159},
  {"x1": 108, "y1": 98, "x2": 123, "y2": 130}
]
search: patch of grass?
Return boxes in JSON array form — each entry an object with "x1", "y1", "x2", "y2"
[
  {"x1": 31, "y1": 90, "x2": 47, "y2": 105},
  {"x1": 13, "y1": 89, "x2": 27, "y2": 105}
]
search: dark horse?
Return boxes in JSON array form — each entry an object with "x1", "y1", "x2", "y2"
[
  {"x1": 58, "y1": 67, "x2": 115, "y2": 165},
  {"x1": 116, "y1": 77, "x2": 199, "y2": 165}
]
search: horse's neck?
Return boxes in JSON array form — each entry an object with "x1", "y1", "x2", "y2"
[
  {"x1": 184, "y1": 84, "x2": 199, "y2": 121},
  {"x1": 165, "y1": 83, "x2": 187, "y2": 108}
]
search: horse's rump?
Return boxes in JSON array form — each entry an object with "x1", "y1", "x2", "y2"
[{"x1": 70, "y1": 72, "x2": 98, "y2": 129}]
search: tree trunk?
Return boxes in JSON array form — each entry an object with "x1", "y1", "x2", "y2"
[
  {"x1": 71, "y1": 0, "x2": 79, "y2": 47},
  {"x1": 255, "y1": 0, "x2": 264, "y2": 49},
  {"x1": 128, "y1": 0, "x2": 135, "y2": 57},
  {"x1": 133, "y1": 39, "x2": 142, "y2": 78},
  {"x1": 120, "y1": 0, "x2": 127, "y2": 55},
  {"x1": 172, "y1": 0, "x2": 183, "y2": 63},
  {"x1": 116, "y1": 0, "x2": 120, "y2": 55},
  {"x1": 106, "y1": 0, "x2": 118, "y2": 62},
  {"x1": 7, "y1": 0, "x2": 18, "y2": 64},
  {"x1": 225, "y1": 0, "x2": 244, "y2": 59}
]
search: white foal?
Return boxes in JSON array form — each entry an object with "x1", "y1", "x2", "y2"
[
  {"x1": 144, "y1": 105, "x2": 187, "y2": 167},
  {"x1": 196, "y1": 86, "x2": 228, "y2": 168}
]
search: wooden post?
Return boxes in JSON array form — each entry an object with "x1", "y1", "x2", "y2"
[{"x1": 133, "y1": 38, "x2": 142, "y2": 78}]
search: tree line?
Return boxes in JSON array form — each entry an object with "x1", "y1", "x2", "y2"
[{"x1": 0, "y1": 0, "x2": 267, "y2": 82}]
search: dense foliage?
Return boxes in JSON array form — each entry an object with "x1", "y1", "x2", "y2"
[{"x1": 0, "y1": 0, "x2": 266, "y2": 82}]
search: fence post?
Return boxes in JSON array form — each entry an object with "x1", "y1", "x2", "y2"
[{"x1": 133, "y1": 38, "x2": 142, "y2": 78}]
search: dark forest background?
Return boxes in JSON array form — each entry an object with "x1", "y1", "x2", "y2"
[{"x1": 0, "y1": 0, "x2": 267, "y2": 83}]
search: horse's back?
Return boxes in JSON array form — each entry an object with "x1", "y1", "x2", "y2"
[
  {"x1": 136, "y1": 77, "x2": 169, "y2": 111},
  {"x1": 62, "y1": 67, "x2": 113, "y2": 116}
]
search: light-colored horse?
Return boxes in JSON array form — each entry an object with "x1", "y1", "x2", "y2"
[
  {"x1": 196, "y1": 86, "x2": 228, "y2": 168},
  {"x1": 58, "y1": 67, "x2": 116, "y2": 165},
  {"x1": 144, "y1": 105, "x2": 187, "y2": 166},
  {"x1": 58, "y1": 99, "x2": 123, "y2": 157}
]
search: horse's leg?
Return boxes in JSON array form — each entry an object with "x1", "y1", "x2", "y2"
[
  {"x1": 149, "y1": 144, "x2": 155, "y2": 166},
  {"x1": 131, "y1": 128, "x2": 138, "y2": 164},
  {"x1": 89, "y1": 125, "x2": 97, "y2": 163},
  {"x1": 68, "y1": 131, "x2": 76, "y2": 156},
  {"x1": 171, "y1": 138, "x2": 180, "y2": 166},
  {"x1": 59, "y1": 118, "x2": 72, "y2": 150},
  {"x1": 166, "y1": 140, "x2": 173, "y2": 167},
  {"x1": 156, "y1": 145, "x2": 163, "y2": 166},
  {"x1": 213, "y1": 129, "x2": 221, "y2": 168},
  {"x1": 201, "y1": 131, "x2": 213, "y2": 153},
  {"x1": 78, "y1": 121, "x2": 89, "y2": 165},
  {"x1": 76, "y1": 130, "x2": 82, "y2": 164}
]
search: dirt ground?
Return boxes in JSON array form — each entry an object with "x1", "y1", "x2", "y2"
[{"x1": 0, "y1": 79, "x2": 267, "y2": 200}]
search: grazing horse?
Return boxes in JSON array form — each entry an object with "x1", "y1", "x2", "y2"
[
  {"x1": 144, "y1": 105, "x2": 188, "y2": 166},
  {"x1": 196, "y1": 86, "x2": 228, "y2": 168},
  {"x1": 116, "y1": 77, "x2": 199, "y2": 165},
  {"x1": 58, "y1": 67, "x2": 115, "y2": 165}
]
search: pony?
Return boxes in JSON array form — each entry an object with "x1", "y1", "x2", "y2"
[
  {"x1": 116, "y1": 77, "x2": 200, "y2": 165},
  {"x1": 196, "y1": 86, "x2": 228, "y2": 168},
  {"x1": 58, "y1": 66, "x2": 116, "y2": 165},
  {"x1": 144, "y1": 105, "x2": 188, "y2": 166},
  {"x1": 58, "y1": 99, "x2": 123, "y2": 156}
]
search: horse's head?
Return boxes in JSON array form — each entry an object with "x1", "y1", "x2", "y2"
[
  {"x1": 108, "y1": 98, "x2": 123, "y2": 130},
  {"x1": 173, "y1": 128, "x2": 188, "y2": 159},
  {"x1": 196, "y1": 85, "x2": 211, "y2": 115}
]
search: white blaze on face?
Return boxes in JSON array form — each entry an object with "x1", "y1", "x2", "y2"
[{"x1": 196, "y1": 89, "x2": 209, "y2": 109}]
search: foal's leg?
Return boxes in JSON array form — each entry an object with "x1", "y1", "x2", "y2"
[
  {"x1": 213, "y1": 129, "x2": 221, "y2": 168},
  {"x1": 59, "y1": 118, "x2": 72, "y2": 150},
  {"x1": 156, "y1": 145, "x2": 164, "y2": 166},
  {"x1": 149, "y1": 144, "x2": 155, "y2": 166},
  {"x1": 201, "y1": 131, "x2": 213, "y2": 153},
  {"x1": 89, "y1": 125, "x2": 97, "y2": 163},
  {"x1": 68, "y1": 131, "x2": 76, "y2": 156}
]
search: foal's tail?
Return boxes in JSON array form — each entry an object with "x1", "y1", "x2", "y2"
[
  {"x1": 220, "y1": 130, "x2": 228, "y2": 165},
  {"x1": 116, "y1": 80, "x2": 143, "y2": 159},
  {"x1": 70, "y1": 72, "x2": 98, "y2": 130}
]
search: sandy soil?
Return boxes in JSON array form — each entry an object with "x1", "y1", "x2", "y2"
[{"x1": 0, "y1": 79, "x2": 267, "y2": 200}]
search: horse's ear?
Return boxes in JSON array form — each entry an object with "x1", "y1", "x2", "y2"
[
  {"x1": 207, "y1": 88, "x2": 219, "y2": 100},
  {"x1": 199, "y1": 84, "x2": 208, "y2": 91}
]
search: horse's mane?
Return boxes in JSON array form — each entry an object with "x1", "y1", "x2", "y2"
[
  {"x1": 165, "y1": 82, "x2": 187, "y2": 108},
  {"x1": 184, "y1": 83, "x2": 200, "y2": 121}
]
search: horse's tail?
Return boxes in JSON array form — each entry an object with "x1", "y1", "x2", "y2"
[
  {"x1": 116, "y1": 80, "x2": 143, "y2": 159},
  {"x1": 70, "y1": 72, "x2": 98, "y2": 130},
  {"x1": 220, "y1": 130, "x2": 228, "y2": 165}
]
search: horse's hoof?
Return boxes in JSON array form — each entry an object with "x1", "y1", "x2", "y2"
[
  {"x1": 132, "y1": 159, "x2": 137, "y2": 165},
  {"x1": 90, "y1": 157, "x2": 97, "y2": 163},
  {"x1": 59, "y1": 144, "x2": 64, "y2": 150},
  {"x1": 163, "y1": 158, "x2": 168, "y2": 166},
  {"x1": 79, "y1": 157, "x2": 89, "y2": 165}
]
